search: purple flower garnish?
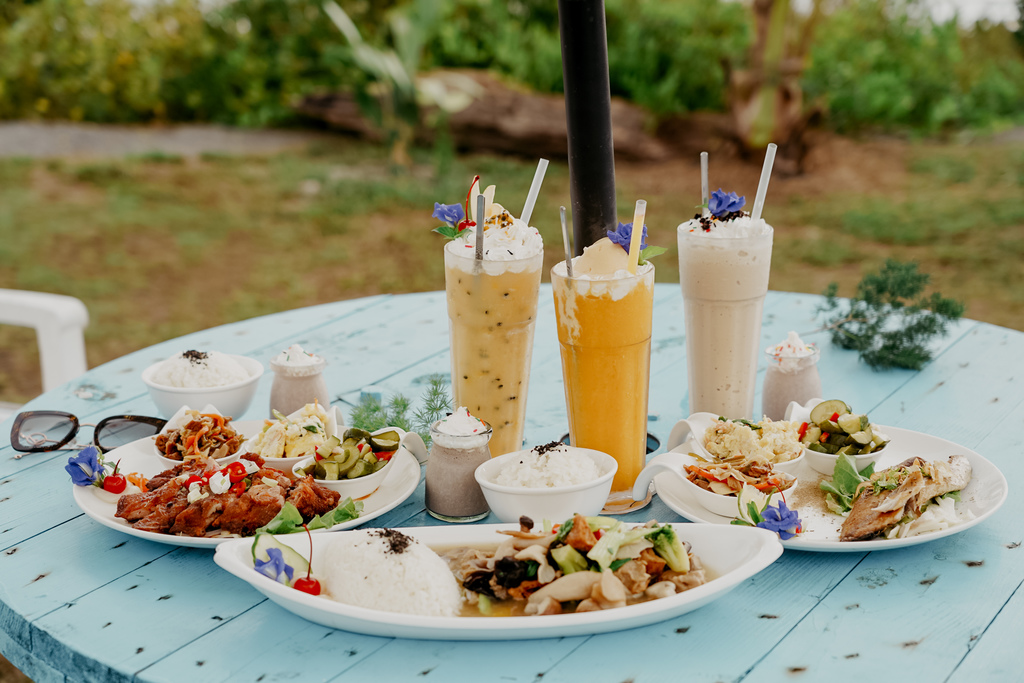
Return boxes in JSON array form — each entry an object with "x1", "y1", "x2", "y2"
[
  {"x1": 432, "y1": 202, "x2": 465, "y2": 228},
  {"x1": 756, "y1": 500, "x2": 802, "y2": 540},
  {"x1": 709, "y1": 189, "x2": 745, "y2": 218},
  {"x1": 66, "y1": 446, "x2": 102, "y2": 487},
  {"x1": 254, "y1": 547, "x2": 295, "y2": 585},
  {"x1": 607, "y1": 221, "x2": 648, "y2": 253}
]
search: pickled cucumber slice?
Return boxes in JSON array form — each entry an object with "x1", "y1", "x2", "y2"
[
  {"x1": 346, "y1": 459, "x2": 373, "y2": 479},
  {"x1": 343, "y1": 428, "x2": 373, "y2": 442},
  {"x1": 810, "y1": 400, "x2": 850, "y2": 425},
  {"x1": 837, "y1": 413, "x2": 862, "y2": 434},
  {"x1": 369, "y1": 430, "x2": 401, "y2": 452}
]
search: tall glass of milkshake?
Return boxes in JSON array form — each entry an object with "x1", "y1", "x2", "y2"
[
  {"x1": 442, "y1": 187, "x2": 544, "y2": 457},
  {"x1": 552, "y1": 237, "x2": 655, "y2": 505},
  {"x1": 677, "y1": 204, "x2": 773, "y2": 419}
]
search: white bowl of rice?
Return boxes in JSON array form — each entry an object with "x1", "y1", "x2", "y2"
[
  {"x1": 474, "y1": 443, "x2": 617, "y2": 524},
  {"x1": 142, "y1": 350, "x2": 264, "y2": 419}
]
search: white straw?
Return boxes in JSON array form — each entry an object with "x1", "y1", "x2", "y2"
[
  {"x1": 751, "y1": 143, "x2": 777, "y2": 222},
  {"x1": 520, "y1": 158, "x2": 549, "y2": 227},
  {"x1": 560, "y1": 206, "x2": 573, "y2": 279},
  {"x1": 475, "y1": 194, "x2": 485, "y2": 261},
  {"x1": 700, "y1": 151, "x2": 709, "y2": 217},
  {"x1": 627, "y1": 199, "x2": 646, "y2": 275}
]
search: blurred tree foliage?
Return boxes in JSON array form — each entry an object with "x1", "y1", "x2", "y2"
[
  {"x1": 0, "y1": 0, "x2": 1021, "y2": 133},
  {"x1": 803, "y1": 0, "x2": 1024, "y2": 132}
]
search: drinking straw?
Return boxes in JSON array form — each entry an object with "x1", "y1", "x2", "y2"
[
  {"x1": 558, "y1": 0, "x2": 617, "y2": 252},
  {"x1": 520, "y1": 158, "x2": 550, "y2": 227},
  {"x1": 751, "y1": 143, "x2": 778, "y2": 222},
  {"x1": 700, "y1": 151, "x2": 709, "y2": 217},
  {"x1": 560, "y1": 206, "x2": 574, "y2": 279},
  {"x1": 475, "y1": 195, "x2": 485, "y2": 261},
  {"x1": 626, "y1": 199, "x2": 646, "y2": 275}
]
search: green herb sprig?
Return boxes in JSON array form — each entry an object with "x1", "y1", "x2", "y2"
[
  {"x1": 349, "y1": 374, "x2": 452, "y2": 446},
  {"x1": 817, "y1": 259, "x2": 964, "y2": 371}
]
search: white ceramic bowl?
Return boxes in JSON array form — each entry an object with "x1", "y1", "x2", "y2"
[
  {"x1": 474, "y1": 447, "x2": 617, "y2": 524},
  {"x1": 665, "y1": 412, "x2": 805, "y2": 475},
  {"x1": 141, "y1": 354, "x2": 264, "y2": 419},
  {"x1": 803, "y1": 443, "x2": 888, "y2": 476},
  {"x1": 239, "y1": 405, "x2": 344, "y2": 474},
  {"x1": 292, "y1": 452, "x2": 394, "y2": 500}
]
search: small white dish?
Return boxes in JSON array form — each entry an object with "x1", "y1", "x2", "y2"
[
  {"x1": 632, "y1": 450, "x2": 795, "y2": 517},
  {"x1": 239, "y1": 405, "x2": 344, "y2": 474},
  {"x1": 153, "y1": 405, "x2": 243, "y2": 468},
  {"x1": 474, "y1": 447, "x2": 617, "y2": 524},
  {"x1": 142, "y1": 354, "x2": 264, "y2": 419},
  {"x1": 213, "y1": 522, "x2": 783, "y2": 639},
  {"x1": 665, "y1": 412, "x2": 805, "y2": 475},
  {"x1": 290, "y1": 426, "x2": 417, "y2": 499},
  {"x1": 783, "y1": 398, "x2": 888, "y2": 475}
]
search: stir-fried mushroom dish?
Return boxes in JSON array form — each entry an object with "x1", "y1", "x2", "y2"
[
  {"x1": 441, "y1": 515, "x2": 707, "y2": 616},
  {"x1": 155, "y1": 411, "x2": 245, "y2": 461}
]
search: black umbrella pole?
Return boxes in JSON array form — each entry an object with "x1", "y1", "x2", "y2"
[{"x1": 558, "y1": 0, "x2": 617, "y2": 254}]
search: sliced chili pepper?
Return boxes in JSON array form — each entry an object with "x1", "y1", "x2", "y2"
[
  {"x1": 594, "y1": 529, "x2": 604, "y2": 540},
  {"x1": 798, "y1": 422, "x2": 809, "y2": 441},
  {"x1": 375, "y1": 450, "x2": 396, "y2": 462},
  {"x1": 230, "y1": 480, "x2": 247, "y2": 495},
  {"x1": 184, "y1": 474, "x2": 204, "y2": 488},
  {"x1": 224, "y1": 461, "x2": 248, "y2": 483},
  {"x1": 830, "y1": 412, "x2": 840, "y2": 422},
  {"x1": 820, "y1": 431, "x2": 830, "y2": 443}
]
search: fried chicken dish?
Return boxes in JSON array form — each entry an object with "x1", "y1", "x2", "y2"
[{"x1": 115, "y1": 453, "x2": 340, "y2": 537}]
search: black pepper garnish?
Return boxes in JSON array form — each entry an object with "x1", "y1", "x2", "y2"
[
  {"x1": 532, "y1": 441, "x2": 564, "y2": 456},
  {"x1": 370, "y1": 528, "x2": 414, "y2": 555},
  {"x1": 181, "y1": 350, "x2": 209, "y2": 364}
]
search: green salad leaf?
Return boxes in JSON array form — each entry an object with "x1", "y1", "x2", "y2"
[
  {"x1": 257, "y1": 499, "x2": 363, "y2": 535},
  {"x1": 819, "y1": 454, "x2": 876, "y2": 514}
]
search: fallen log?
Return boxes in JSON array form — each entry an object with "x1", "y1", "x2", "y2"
[{"x1": 294, "y1": 69, "x2": 670, "y2": 162}]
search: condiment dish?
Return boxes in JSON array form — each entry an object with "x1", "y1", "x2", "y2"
[
  {"x1": 632, "y1": 450, "x2": 794, "y2": 518},
  {"x1": 240, "y1": 405, "x2": 343, "y2": 474},
  {"x1": 142, "y1": 354, "x2": 264, "y2": 419},
  {"x1": 665, "y1": 412, "x2": 805, "y2": 475},
  {"x1": 784, "y1": 398, "x2": 889, "y2": 475},
  {"x1": 474, "y1": 447, "x2": 617, "y2": 524},
  {"x1": 291, "y1": 426, "x2": 422, "y2": 498}
]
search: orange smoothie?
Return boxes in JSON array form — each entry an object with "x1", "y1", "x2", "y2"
[{"x1": 551, "y1": 261, "x2": 654, "y2": 496}]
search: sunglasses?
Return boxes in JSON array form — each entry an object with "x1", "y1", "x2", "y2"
[{"x1": 10, "y1": 411, "x2": 167, "y2": 458}]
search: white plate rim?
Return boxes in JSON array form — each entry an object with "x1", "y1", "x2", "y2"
[
  {"x1": 653, "y1": 425, "x2": 1008, "y2": 552},
  {"x1": 71, "y1": 427, "x2": 422, "y2": 549},
  {"x1": 212, "y1": 522, "x2": 783, "y2": 639}
]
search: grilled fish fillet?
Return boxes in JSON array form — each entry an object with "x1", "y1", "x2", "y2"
[{"x1": 840, "y1": 455, "x2": 972, "y2": 542}]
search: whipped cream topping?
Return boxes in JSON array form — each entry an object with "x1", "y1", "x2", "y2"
[
  {"x1": 274, "y1": 344, "x2": 320, "y2": 366},
  {"x1": 678, "y1": 214, "x2": 772, "y2": 239},
  {"x1": 432, "y1": 407, "x2": 491, "y2": 450},
  {"x1": 449, "y1": 202, "x2": 543, "y2": 261},
  {"x1": 766, "y1": 331, "x2": 819, "y2": 371}
]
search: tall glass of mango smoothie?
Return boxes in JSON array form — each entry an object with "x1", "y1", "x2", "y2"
[
  {"x1": 437, "y1": 180, "x2": 545, "y2": 457},
  {"x1": 551, "y1": 233, "x2": 655, "y2": 504}
]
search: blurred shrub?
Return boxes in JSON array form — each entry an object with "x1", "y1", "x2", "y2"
[
  {"x1": 803, "y1": 0, "x2": 1024, "y2": 133},
  {"x1": 0, "y1": 0, "x2": 355, "y2": 125},
  {"x1": 425, "y1": 0, "x2": 748, "y2": 115}
]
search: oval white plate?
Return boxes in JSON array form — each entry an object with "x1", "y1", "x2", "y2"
[
  {"x1": 213, "y1": 523, "x2": 782, "y2": 640},
  {"x1": 71, "y1": 424, "x2": 421, "y2": 548},
  {"x1": 654, "y1": 426, "x2": 1007, "y2": 552}
]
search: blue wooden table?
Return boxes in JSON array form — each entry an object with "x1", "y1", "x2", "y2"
[{"x1": 1, "y1": 285, "x2": 1021, "y2": 683}]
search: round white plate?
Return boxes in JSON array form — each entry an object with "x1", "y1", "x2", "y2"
[
  {"x1": 653, "y1": 426, "x2": 1007, "y2": 552},
  {"x1": 71, "y1": 427, "x2": 422, "y2": 548},
  {"x1": 213, "y1": 523, "x2": 783, "y2": 640}
]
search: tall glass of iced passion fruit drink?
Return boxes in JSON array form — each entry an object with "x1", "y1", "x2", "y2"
[{"x1": 434, "y1": 178, "x2": 544, "y2": 457}]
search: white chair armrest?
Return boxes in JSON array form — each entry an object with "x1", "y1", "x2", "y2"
[{"x1": 0, "y1": 289, "x2": 89, "y2": 391}]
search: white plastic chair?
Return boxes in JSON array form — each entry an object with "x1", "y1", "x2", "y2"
[{"x1": 0, "y1": 289, "x2": 89, "y2": 420}]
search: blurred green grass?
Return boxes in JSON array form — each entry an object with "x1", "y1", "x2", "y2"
[{"x1": 0, "y1": 136, "x2": 1021, "y2": 404}]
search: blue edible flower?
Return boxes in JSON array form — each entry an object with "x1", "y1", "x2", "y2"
[
  {"x1": 66, "y1": 446, "x2": 102, "y2": 487},
  {"x1": 254, "y1": 547, "x2": 295, "y2": 585},
  {"x1": 432, "y1": 202, "x2": 465, "y2": 228},
  {"x1": 756, "y1": 500, "x2": 802, "y2": 540},
  {"x1": 607, "y1": 221, "x2": 648, "y2": 253},
  {"x1": 709, "y1": 189, "x2": 745, "y2": 218}
]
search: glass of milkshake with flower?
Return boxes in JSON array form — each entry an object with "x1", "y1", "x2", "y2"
[
  {"x1": 433, "y1": 176, "x2": 545, "y2": 457},
  {"x1": 677, "y1": 189, "x2": 773, "y2": 419}
]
